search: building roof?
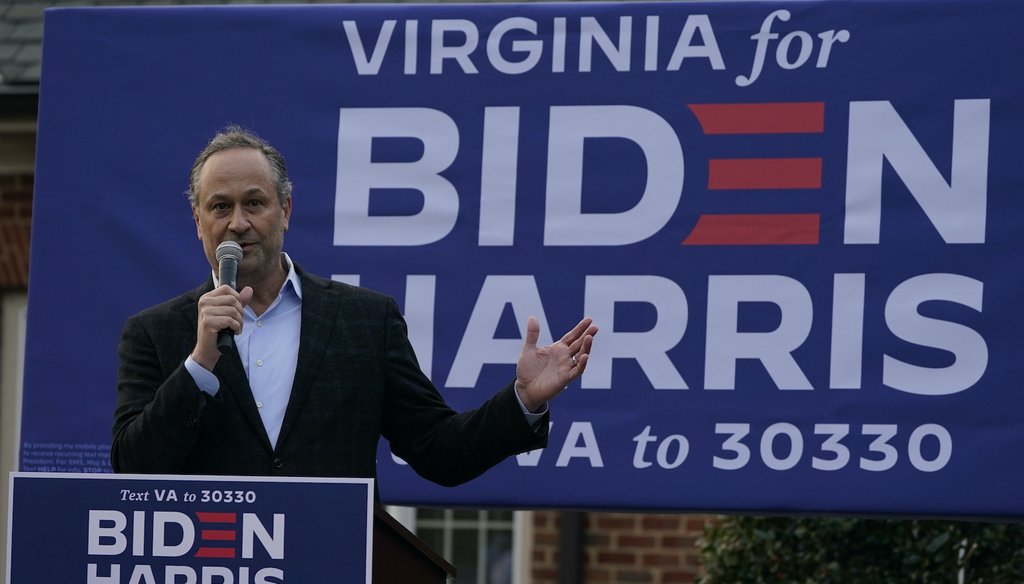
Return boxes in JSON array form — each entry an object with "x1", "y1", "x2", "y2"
[{"x1": 0, "y1": 0, "x2": 427, "y2": 89}]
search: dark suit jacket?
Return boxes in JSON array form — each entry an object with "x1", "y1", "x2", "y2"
[{"x1": 112, "y1": 265, "x2": 547, "y2": 486}]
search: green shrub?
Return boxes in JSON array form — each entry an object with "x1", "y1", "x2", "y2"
[{"x1": 698, "y1": 516, "x2": 1024, "y2": 583}]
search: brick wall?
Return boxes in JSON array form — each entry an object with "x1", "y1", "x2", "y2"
[
  {"x1": 0, "y1": 173, "x2": 31, "y2": 289},
  {"x1": 532, "y1": 511, "x2": 716, "y2": 584}
]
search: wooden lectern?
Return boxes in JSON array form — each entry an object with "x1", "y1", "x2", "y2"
[{"x1": 373, "y1": 506, "x2": 457, "y2": 583}]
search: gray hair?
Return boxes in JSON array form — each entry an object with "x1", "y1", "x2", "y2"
[{"x1": 187, "y1": 125, "x2": 293, "y2": 208}]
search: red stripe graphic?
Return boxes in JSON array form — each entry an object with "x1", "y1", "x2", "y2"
[
  {"x1": 196, "y1": 512, "x2": 236, "y2": 523},
  {"x1": 195, "y1": 547, "x2": 236, "y2": 559},
  {"x1": 201, "y1": 529, "x2": 237, "y2": 541},
  {"x1": 689, "y1": 102, "x2": 824, "y2": 134},
  {"x1": 683, "y1": 214, "x2": 820, "y2": 245},
  {"x1": 708, "y1": 158, "x2": 822, "y2": 190}
]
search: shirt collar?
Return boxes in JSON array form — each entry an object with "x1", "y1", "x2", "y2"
[
  {"x1": 211, "y1": 252, "x2": 303, "y2": 300},
  {"x1": 281, "y1": 252, "x2": 303, "y2": 300}
]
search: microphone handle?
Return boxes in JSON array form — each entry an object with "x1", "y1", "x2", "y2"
[
  {"x1": 217, "y1": 328, "x2": 234, "y2": 354},
  {"x1": 217, "y1": 256, "x2": 239, "y2": 354}
]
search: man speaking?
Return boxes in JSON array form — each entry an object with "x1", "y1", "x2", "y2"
[{"x1": 111, "y1": 126, "x2": 597, "y2": 486}]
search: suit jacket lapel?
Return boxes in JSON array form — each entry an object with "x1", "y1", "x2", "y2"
[
  {"x1": 276, "y1": 268, "x2": 343, "y2": 449},
  {"x1": 187, "y1": 278, "x2": 274, "y2": 452}
]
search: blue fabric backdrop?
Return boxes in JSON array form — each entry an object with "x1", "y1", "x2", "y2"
[{"x1": 23, "y1": 0, "x2": 1024, "y2": 517}]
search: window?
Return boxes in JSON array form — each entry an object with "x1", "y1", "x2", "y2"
[{"x1": 389, "y1": 507, "x2": 529, "y2": 584}]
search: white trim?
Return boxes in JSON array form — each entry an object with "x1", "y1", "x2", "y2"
[
  {"x1": 1, "y1": 292, "x2": 27, "y2": 584},
  {"x1": 514, "y1": 511, "x2": 532, "y2": 584},
  {"x1": 386, "y1": 505, "x2": 417, "y2": 532}
]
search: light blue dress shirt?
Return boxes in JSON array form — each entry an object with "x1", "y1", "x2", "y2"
[
  {"x1": 185, "y1": 254, "x2": 303, "y2": 448},
  {"x1": 185, "y1": 254, "x2": 545, "y2": 449}
]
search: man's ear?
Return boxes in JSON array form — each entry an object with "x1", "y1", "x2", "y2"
[
  {"x1": 282, "y1": 196, "x2": 293, "y2": 232},
  {"x1": 192, "y1": 206, "x2": 202, "y2": 240}
]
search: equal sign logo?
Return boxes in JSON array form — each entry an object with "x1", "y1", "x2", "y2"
[
  {"x1": 194, "y1": 512, "x2": 237, "y2": 559},
  {"x1": 684, "y1": 102, "x2": 824, "y2": 245}
]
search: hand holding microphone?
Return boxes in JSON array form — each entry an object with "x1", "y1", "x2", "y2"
[{"x1": 190, "y1": 241, "x2": 252, "y2": 371}]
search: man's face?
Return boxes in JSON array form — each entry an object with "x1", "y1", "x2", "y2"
[{"x1": 192, "y1": 147, "x2": 292, "y2": 288}]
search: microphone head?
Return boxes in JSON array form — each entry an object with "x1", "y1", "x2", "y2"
[{"x1": 215, "y1": 240, "x2": 243, "y2": 263}]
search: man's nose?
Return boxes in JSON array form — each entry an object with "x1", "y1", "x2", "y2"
[{"x1": 228, "y1": 206, "x2": 250, "y2": 232}]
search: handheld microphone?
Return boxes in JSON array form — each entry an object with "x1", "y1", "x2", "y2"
[{"x1": 215, "y1": 240, "x2": 244, "y2": 354}]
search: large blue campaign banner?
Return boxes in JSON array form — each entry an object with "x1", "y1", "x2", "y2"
[
  {"x1": 22, "y1": 0, "x2": 1024, "y2": 517},
  {"x1": 7, "y1": 473, "x2": 373, "y2": 583}
]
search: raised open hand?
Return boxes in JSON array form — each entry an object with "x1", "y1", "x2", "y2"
[{"x1": 515, "y1": 316, "x2": 599, "y2": 412}]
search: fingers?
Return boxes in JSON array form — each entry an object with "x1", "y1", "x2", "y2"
[
  {"x1": 192, "y1": 285, "x2": 248, "y2": 370},
  {"x1": 521, "y1": 315, "x2": 598, "y2": 380},
  {"x1": 564, "y1": 318, "x2": 598, "y2": 359},
  {"x1": 198, "y1": 285, "x2": 248, "y2": 335},
  {"x1": 559, "y1": 317, "x2": 594, "y2": 345},
  {"x1": 522, "y1": 315, "x2": 540, "y2": 350},
  {"x1": 194, "y1": 286, "x2": 248, "y2": 365},
  {"x1": 568, "y1": 325, "x2": 598, "y2": 354},
  {"x1": 553, "y1": 318, "x2": 596, "y2": 383},
  {"x1": 577, "y1": 333, "x2": 594, "y2": 359},
  {"x1": 238, "y1": 286, "x2": 254, "y2": 305},
  {"x1": 570, "y1": 335, "x2": 594, "y2": 373}
]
